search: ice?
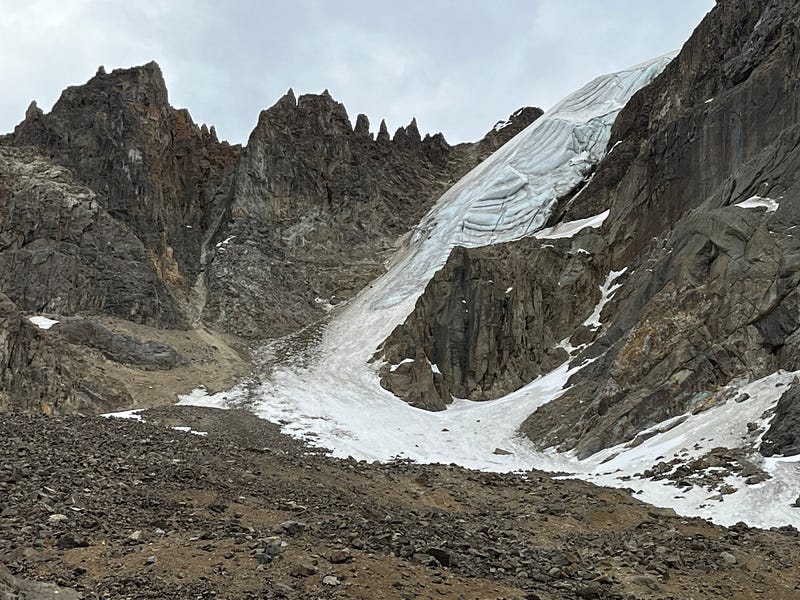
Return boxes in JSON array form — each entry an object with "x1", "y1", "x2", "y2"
[{"x1": 27, "y1": 316, "x2": 59, "y2": 330}]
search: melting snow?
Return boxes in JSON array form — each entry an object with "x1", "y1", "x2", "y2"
[
  {"x1": 389, "y1": 358, "x2": 415, "y2": 372},
  {"x1": 582, "y1": 268, "x2": 627, "y2": 330},
  {"x1": 101, "y1": 409, "x2": 144, "y2": 421},
  {"x1": 575, "y1": 371, "x2": 800, "y2": 529}
]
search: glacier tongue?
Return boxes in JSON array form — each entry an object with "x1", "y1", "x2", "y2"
[{"x1": 371, "y1": 53, "x2": 675, "y2": 313}]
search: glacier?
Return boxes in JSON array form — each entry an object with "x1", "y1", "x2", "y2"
[{"x1": 174, "y1": 53, "x2": 800, "y2": 529}]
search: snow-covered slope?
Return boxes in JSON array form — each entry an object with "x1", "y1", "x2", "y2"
[{"x1": 174, "y1": 53, "x2": 800, "y2": 529}]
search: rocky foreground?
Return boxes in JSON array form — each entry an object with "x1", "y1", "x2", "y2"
[{"x1": 2, "y1": 408, "x2": 799, "y2": 600}]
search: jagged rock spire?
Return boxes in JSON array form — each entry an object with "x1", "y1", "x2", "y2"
[
  {"x1": 377, "y1": 119, "x2": 390, "y2": 142},
  {"x1": 354, "y1": 113, "x2": 370, "y2": 137}
]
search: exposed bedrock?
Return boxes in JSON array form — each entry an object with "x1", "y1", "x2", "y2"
[
  {"x1": 0, "y1": 293, "x2": 133, "y2": 415},
  {"x1": 203, "y1": 89, "x2": 541, "y2": 338},
  {"x1": 11, "y1": 62, "x2": 239, "y2": 315},
  {"x1": 379, "y1": 239, "x2": 606, "y2": 410},
  {"x1": 54, "y1": 318, "x2": 183, "y2": 370},
  {"x1": 760, "y1": 382, "x2": 800, "y2": 457},
  {"x1": 0, "y1": 146, "x2": 184, "y2": 327}
]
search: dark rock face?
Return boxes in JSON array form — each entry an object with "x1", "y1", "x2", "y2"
[
  {"x1": 0, "y1": 293, "x2": 133, "y2": 415},
  {"x1": 522, "y1": 0, "x2": 800, "y2": 457},
  {"x1": 202, "y1": 92, "x2": 542, "y2": 338},
  {"x1": 525, "y1": 205, "x2": 800, "y2": 457},
  {"x1": 380, "y1": 241, "x2": 602, "y2": 409},
  {"x1": 0, "y1": 146, "x2": 184, "y2": 327},
  {"x1": 12, "y1": 62, "x2": 239, "y2": 318},
  {"x1": 761, "y1": 383, "x2": 800, "y2": 457}
]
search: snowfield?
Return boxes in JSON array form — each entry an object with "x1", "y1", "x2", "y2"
[{"x1": 173, "y1": 53, "x2": 800, "y2": 529}]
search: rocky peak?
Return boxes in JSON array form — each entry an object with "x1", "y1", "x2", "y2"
[
  {"x1": 9, "y1": 61, "x2": 239, "y2": 318},
  {"x1": 23, "y1": 100, "x2": 42, "y2": 121},
  {"x1": 354, "y1": 113, "x2": 371, "y2": 137},
  {"x1": 377, "y1": 118, "x2": 390, "y2": 142},
  {"x1": 207, "y1": 89, "x2": 544, "y2": 339},
  {"x1": 479, "y1": 106, "x2": 544, "y2": 149},
  {"x1": 394, "y1": 117, "x2": 422, "y2": 147}
]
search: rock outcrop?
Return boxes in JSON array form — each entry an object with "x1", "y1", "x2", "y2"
[
  {"x1": 0, "y1": 146, "x2": 183, "y2": 327},
  {"x1": 379, "y1": 239, "x2": 602, "y2": 409},
  {"x1": 202, "y1": 92, "x2": 542, "y2": 338},
  {"x1": 761, "y1": 382, "x2": 800, "y2": 457},
  {"x1": 11, "y1": 62, "x2": 239, "y2": 321},
  {"x1": 0, "y1": 292, "x2": 132, "y2": 414},
  {"x1": 0, "y1": 562, "x2": 80, "y2": 600},
  {"x1": 54, "y1": 318, "x2": 183, "y2": 370}
]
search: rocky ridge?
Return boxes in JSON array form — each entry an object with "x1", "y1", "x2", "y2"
[
  {"x1": 203, "y1": 90, "x2": 541, "y2": 338},
  {"x1": 0, "y1": 62, "x2": 540, "y2": 413}
]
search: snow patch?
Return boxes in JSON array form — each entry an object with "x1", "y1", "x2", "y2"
[
  {"x1": 389, "y1": 358, "x2": 415, "y2": 372},
  {"x1": 534, "y1": 210, "x2": 609, "y2": 240},
  {"x1": 27, "y1": 316, "x2": 59, "y2": 330},
  {"x1": 215, "y1": 236, "x2": 236, "y2": 249},
  {"x1": 101, "y1": 409, "x2": 144, "y2": 421},
  {"x1": 582, "y1": 268, "x2": 627, "y2": 330},
  {"x1": 574, "y1": 370, "x2": 800, "y2": 528},
  {"x1": 172, "y1": 426, "x2": 208, "y2": 436},
  {"x1": 735, "y1": 196, "x2": 780, "y2": 212}
]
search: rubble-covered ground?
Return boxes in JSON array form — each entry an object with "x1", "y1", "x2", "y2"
[{"x1": 2, "y1": 407, "x2": 800, "y2": 600}]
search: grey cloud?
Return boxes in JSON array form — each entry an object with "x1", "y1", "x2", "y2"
[{"x1": 0, "y1": 1, "x2": 714, "y2": 144}]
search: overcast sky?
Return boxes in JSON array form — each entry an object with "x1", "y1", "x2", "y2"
[{"x1": 1, "y1": 1, "x2": 714, "y2": 145}]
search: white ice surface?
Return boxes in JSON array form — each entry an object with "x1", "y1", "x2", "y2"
[
  {"x1": 27, "y1": 316, "x2": 59, "y2": 330},
  {"x1": 177, "y1": 54, "x2": 796, "y2": 527}
]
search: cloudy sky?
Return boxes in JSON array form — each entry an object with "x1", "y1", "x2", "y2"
[{"x1": 1, "y1": 1, "x2": 714, "y2": 144}]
